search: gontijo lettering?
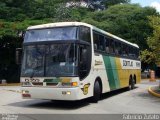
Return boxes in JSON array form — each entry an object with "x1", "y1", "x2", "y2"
[{"x1": 123, "y1": 60, "x2": 133, "y2": 67}]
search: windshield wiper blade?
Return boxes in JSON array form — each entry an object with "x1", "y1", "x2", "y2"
[{"x1": 30, "y1": 66, "x2": 39, "y2": 78}]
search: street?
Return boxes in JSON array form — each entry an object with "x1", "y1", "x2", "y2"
[{"x1": 0, "y1": 80, "x2": 160, "y2": 114}]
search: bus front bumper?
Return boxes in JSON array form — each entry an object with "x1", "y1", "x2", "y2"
[{"x1": 21, "y1": 87, "x2": 81, "y2": 101}]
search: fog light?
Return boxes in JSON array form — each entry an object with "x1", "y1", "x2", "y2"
[
  {"x1": 22, "y1": 90, "x2": 29, "y2": 94},
  {"x1": 62, "y1": 91, "x2": 71, "y2": 95},
  {"x1": 66, "y1": 91, "x2": 71, "y2": 95},
  {"x1": 62, "y1": 91, "x2": 66, "y2": 95}
]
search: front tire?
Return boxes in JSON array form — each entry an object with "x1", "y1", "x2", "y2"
[{"x1": 92, "y1": 81, "x2": 101, "y2": 103}]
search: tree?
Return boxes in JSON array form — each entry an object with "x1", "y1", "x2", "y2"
[
  {"x1": 0, "y1": 0, "x2": 159, "y2": 82},
  {"x1": 147, "y1": 16, "x2": 160, "y2": 63},
  {"x1": 102, "y1": 0, "x2": 130, "y2": 8},
  {"x1": 140, "y1": 49, "x2": 156, "y2": 70},
  {"x1": 83, "y1": 4, "x2": 158, "y2": 50},
  {"x1": 140, "y1": 16, "x2": 160, "y2": 70}
]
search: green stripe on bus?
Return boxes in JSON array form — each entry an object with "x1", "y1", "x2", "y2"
[{"x1": 102, "y1": 56, "x2": 120, "y2": 90}]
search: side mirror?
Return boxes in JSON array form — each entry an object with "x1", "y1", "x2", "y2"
[{"x1": 16, "y1": 48, "x2": 22, "y2": 65}]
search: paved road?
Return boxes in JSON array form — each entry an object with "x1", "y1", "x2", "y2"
[{"x1": 0, "y1": 80, "x2": 160, "y2": 115}]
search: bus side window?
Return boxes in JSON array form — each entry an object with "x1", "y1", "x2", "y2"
[
  {"x1": 93, "y1": 32, "x2": 99, "y2": 50},
  {"x1": 79, "y1": 26, "x2": 91, "y2": 43},
  {"x1": 122, "y1": 44, "x2": 127, "y2": 57},
  {"x1": 109, "y1": 39, "x2": 115, "y2": 54},
  {"x1": 93, "y1": 32, "x2": 105, "y2": 52},
  {"x1": 129, "y1": 46, "x2": 135, "y2": 58},
  {"x1": 125, "y1": 45, "x2": 129, "y2": 56},
  {"x1": 135, "y1": 48, "x2": 139, "y2": 59},
  {"x1": 119, "y1": 43, "x2": 122, "y2": 55},
  {"x1": 99, "y1": 35, "x2": 105, "y2": 51},
  {"x1": 115, "y1": 41, "x2": 120, "y2": 56},
  {"x1": 105, "y1": 37, "x2": 109, "y2": 54}
]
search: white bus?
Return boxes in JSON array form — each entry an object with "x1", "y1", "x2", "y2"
[{"x1": 21, "y1": 22, "x2": 141, "y2": 102}]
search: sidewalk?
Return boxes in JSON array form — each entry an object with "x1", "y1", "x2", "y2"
[{"x1": 148, "y1": 85, "x2": 160, "y2": 98}]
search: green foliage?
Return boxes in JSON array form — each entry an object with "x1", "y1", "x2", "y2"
[
  {"x1": 0, "y1": 19, "x2": 52, "y2": 37},
  {"x1": 147, "y1": 16, "x2": 160, "y2": 63},
  {"x1": 83, "y1": 4, "x2": 158, "y2": 50},
  {"x1": 0, "y1": 0, "x2": 160, "y2": 82},
  {"x1": 140, "y1": 49, "x2": 156, "y2": 66},
  {"x1": 140, "y1": 16, "x2": 160, "y2": 69},
  {"x1": 54, "y1": 3, "x2": 72, "y2": 22},
  {"x1": 103, "y1": 0, "x2": 131, "y2": 8}
]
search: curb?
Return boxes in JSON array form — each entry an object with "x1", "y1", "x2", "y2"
[{"x1": 148, "y1": 86, "x2": 160, "y2": 98}]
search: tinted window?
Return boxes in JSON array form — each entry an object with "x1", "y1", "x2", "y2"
[
  {"x1": 115, "y1": 41, "x2": 121, "y2": 55},
  {"x1": 79, "y1": 26, "x2": 91, "y2": 43},
  {"x1": 129, "y1": 46, "x2": 135, "y2": 58},
  {"x1": 99, "y1": 35, "x2": 105, "y2": 51},
  {"x1": 135, "y1": 48, "x2": 139, "y2": 59},
  {"x1": 93, "y1": 32, "x2": 105, "y2": 51},
  {"x1": 93, "y1": 32, "x2": 99, "y2": 50},
  {"x1": 105, "y1": 37, "x2": 109, "y2": 53},
  {"x1": 79, "y1": 45, "x2": 91, "y2": 80},
  {"x1": 24, "y1": 27, "x2": 78, "y2": 42},
  {"x1": 122, "y1": 44, "x2": 128, "y2": 57},
  {"x1": 109, "y1": 39, "x2": 115, "y2": 54},
  {"x1": 93, "y1": 31, "x2": 139, "y2": 60}
]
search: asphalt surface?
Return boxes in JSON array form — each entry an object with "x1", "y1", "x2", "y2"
[{"x1": 0, "y1": 80, "x2": 160, "y2": 119}]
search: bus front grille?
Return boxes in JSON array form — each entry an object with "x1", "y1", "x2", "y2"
[{"x1": 46, "y1": 83, "x2": 58, "y2": 86}]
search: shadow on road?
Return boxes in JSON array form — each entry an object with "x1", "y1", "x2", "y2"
[
  {"x1": 7, "y1": 87, "x2": 138, "y2": 110},
  {"x1": 100, "y1": 87, "x2": 138, "y2": 101},
  {"x1": 7, "y1": 99, "x2": 90, "y2": 110}
]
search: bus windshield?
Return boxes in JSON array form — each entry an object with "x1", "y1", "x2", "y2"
[
  {"x1": 24, "y1": 27, "x2": 78, "y2": 43},
  {"x1": 21, "y1": 44, "x2": 78, "y2": 77}
]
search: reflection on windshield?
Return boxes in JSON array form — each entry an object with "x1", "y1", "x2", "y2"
[
  {"x1": 24, "y1": 27, "x2": 77, "y2": 42},
  {"x1": 21, "y1": 45, "x2": 45, "y2": 77},
  {"x1": 21, "y1": 44, "x2": 78, "y2": 77},
  {"x1": 45, "y1": 44, "x2": 77, "y2": 77}
]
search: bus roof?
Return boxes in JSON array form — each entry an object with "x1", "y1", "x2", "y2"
[{"x1": 27, "y1": 22, "x2": 139, "y2": 48}]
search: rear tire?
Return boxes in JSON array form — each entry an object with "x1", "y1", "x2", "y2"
[
  {"x1": 92, "y1": 81, "x2": 101, "y2": 103},
  {"x1": 129, "y1": 78, "x2": 135, "y2": 90}
]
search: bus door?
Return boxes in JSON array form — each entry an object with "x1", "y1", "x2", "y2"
[{"x1": 78, "y1": 44, "x2": 91, "y2": 80}]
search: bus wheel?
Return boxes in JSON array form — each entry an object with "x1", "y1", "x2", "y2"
[
  {"x1": 92, "y1": 81, "x2": 101, "y2": 103},
  {"x1": 129, "y1": 77, "x2": 135, "y2": 90}
]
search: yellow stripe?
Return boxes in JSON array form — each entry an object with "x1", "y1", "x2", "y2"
[
  {"x1": 115, "y1": 58, "x2": 127, "y2": 87},
  {"x1": 115, "y1": 58, "x2": 141, "y2": 88}
]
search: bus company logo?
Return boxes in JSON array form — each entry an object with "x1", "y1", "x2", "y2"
[
  {"x1": 123, "y1": 60, "x2": 133, "y2": 67},
  {"x1": 25, "y1": 78, "x2": 40, "y2": 82},
  {"x1": 81, "y1": 83, "x2": 90, "y2": 95}
]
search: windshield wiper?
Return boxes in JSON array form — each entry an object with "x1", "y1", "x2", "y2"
[{"x1": 30, "y1": 66, "x2": 41, "y2": 78}]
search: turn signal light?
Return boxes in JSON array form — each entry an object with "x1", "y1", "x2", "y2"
[
  {"x1": 71, "y1": 82, "x2": 78, "y2": 87},
  {"x1": 61, "y1": 82, "x2": 78, "y2": 87}
]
